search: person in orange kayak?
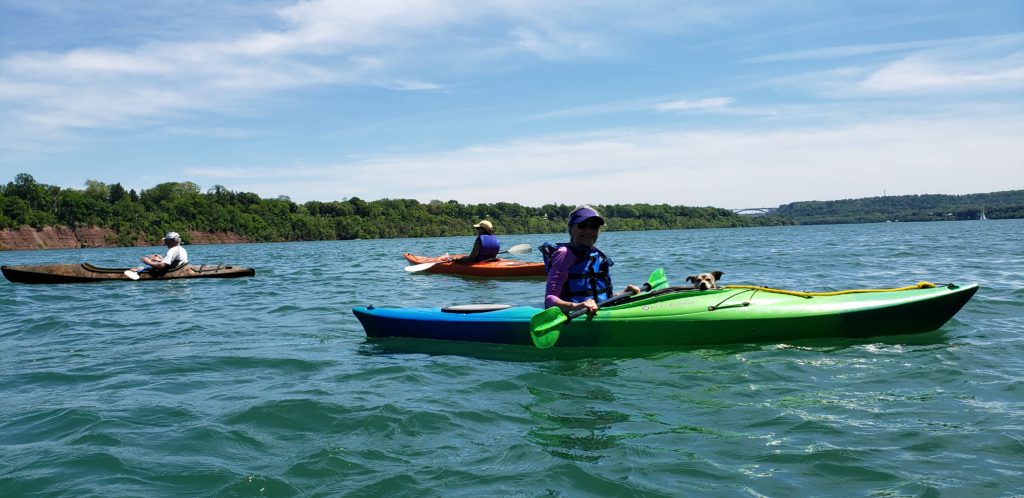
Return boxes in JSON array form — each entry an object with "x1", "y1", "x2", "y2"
[
  {"x1": 453, "y1": 220, "x2": 500, "y2": 262},
  {"x1": 541, "y1": 205, "x2": 640, "y2": 315}
]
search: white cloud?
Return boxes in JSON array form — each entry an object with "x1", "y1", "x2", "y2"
[
  {"x1": 188, "y1": 115, "x2": 1024, "y2": 207},
  {"x1": 860, "y1": 54, "x2": 1024, "y2": 93},
  {"x1": 510, "y1": 26, "x2": 607, "y2": 60},
  {"x1": 655, "y1": 97, "x2": 735, "y2": 112},
  {"x1": 759, "y1": 33, "x2": 1024, "y2": 97},
  {"x1": 532, "y1": 96, "x2": 753, "y2": 120},
  {"x1": 0, "y1": 0, "x2": 770, "y2": 140},
  {"x1": 6, "y1": 49, "x2": 173, "y2": 75},
  {"x1": 744, "y1": 39, "x2": 958, "y2": 63},
  {"x1": 0, "y1": 1, "x2": 479, "y2": 135},
  {"x1": 3, "y1": 0, "x2": 1022, "y2": 210}
]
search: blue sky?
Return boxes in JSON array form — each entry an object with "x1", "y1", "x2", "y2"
[{"x1": 1, "y1": 1, "x2": 1022, "y2": 209}]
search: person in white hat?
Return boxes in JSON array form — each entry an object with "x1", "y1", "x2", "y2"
[
  {"x1": 124, "y1": 231, "x2": 190, "y2": 280},
  {"x1": 453, "y1": 220, "x2": 501, "y2": 263}
]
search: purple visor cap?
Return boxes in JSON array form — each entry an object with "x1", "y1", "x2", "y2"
[{"x1": 568, "y1": 207, "x2": 604, "y2": 226}]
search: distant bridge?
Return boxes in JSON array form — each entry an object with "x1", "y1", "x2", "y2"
[{"x1": 731, "y1": 207, "x2": 778, "y2": 215}]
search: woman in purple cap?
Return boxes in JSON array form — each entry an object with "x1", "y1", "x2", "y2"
[{"x1": 541, "y1": 205, "x2": 640, "y2": 315}]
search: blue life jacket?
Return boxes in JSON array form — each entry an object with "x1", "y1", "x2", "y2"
[
  {"x1": 540, "y1": 242, "x2": 614, "y2": 302},
  {"x1": 475, "y1": 234, "x2": 500, "y2": 261}
]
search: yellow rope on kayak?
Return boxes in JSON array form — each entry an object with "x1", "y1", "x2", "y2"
[{"x1": 723, "y1": 281, "x2": 936, "y2": 298}]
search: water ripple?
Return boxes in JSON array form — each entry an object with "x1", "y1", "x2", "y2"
[{"x1": 2, "y1": 221, "x2": 1023, "y2": 495}]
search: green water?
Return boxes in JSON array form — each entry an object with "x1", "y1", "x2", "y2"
[{"x1": 2, "y1": 221, "x2": 1022, "y2": 496}]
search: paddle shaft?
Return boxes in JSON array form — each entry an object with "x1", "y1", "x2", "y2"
[
  {"x1": 530, "y1": 268, "x2": 666, "y2": 348},
  {"x1": 404, "y1": 244, "x2": 532, "y2": 272},
  {"x1": 565, "y1": 282, "x2": 652, "y2": 320}
]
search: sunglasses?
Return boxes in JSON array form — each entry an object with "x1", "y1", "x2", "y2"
[{"x1": 576, "y1": 221, "x2": 603, "y2": 230}]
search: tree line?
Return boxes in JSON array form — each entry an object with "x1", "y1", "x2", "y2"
[
  {"x1": 0, "y1": 174, "x2": 784, "y2": 245},
  {"x1": 773, "y1": 190, "x2": 1024, "y2": 224},
  {"x1": 3, "y1": 174, "x2": 1019, "y2": 246}
]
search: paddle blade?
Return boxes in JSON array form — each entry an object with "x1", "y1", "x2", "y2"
[
  {"x1": 504, "y1": 244, "x2": 532, "y2": 255},
  {"x1": 404, "y1": 261, "x2": 438, "y2": 273},
  {"x1": 647, "y1": 267, "x2": 669, "y2": 290},
  {"x1": 530, "y1": 307, "x2": 567, "y2": 348}
]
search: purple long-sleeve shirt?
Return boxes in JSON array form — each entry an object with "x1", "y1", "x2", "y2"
[{"x1": 544, "y1": 246, "x2": 578, "y2": 308}]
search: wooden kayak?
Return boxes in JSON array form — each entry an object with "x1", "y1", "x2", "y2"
[
  {"x1": 403, "y1": 253, "x2": 545, "y2": 277},
  {"x1": 1, "y1": 263, "x2": 255, "y2": 284}
]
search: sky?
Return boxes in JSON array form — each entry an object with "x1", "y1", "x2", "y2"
[{"x1": 1, "y1": 0, "x2": 1022, "y2": 209}]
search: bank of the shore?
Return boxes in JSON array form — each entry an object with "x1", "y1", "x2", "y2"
[{"x1": 0, "y1": 226, "x2": 249, "y2": 251}]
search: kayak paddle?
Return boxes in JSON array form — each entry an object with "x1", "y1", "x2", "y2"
[
  {"x1": 502, "y1": 243, "x2": 533, "y2": 256},
  {"x1": 404, "y1": 244, "x2": 533, "y2": 273},
  {"x1": 530, "y1": 268, "x2": 668, "y2": 348}
]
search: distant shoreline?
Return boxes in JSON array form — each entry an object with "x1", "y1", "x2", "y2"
[
  {"x1": 3, "y1": 217, "x2": 1015, "y2": 252},
  {"x1": 3, "y1": 175, "x2": 1020, "y2": 251},
  {"x1": 0, "y1": 226, "x2": 249, "y2": 252}
]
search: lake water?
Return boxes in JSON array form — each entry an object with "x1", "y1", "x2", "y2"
[{"x1": 1, "y1": 220, "x2": 1022, "y2": 496}]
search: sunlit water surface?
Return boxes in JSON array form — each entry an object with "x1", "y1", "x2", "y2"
[{"x1": 2, "y1": 220, "x2": 1022, "y2": 496}]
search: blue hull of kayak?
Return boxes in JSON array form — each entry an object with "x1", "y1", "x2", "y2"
[
  {"x1": 354, "y1": 306, "x2": 540, "y2": 346},
  {"x1": 352, "y1": 283, "x2": 978, "y2": 347}
]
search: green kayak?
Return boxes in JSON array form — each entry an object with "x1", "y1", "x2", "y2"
[{"x1": 352, "y1": 282, "x2": 978, "y2": 347}]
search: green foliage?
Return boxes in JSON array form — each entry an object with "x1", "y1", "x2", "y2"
[
  {"x1": 1, "y1": 177, "x2": 58, "y2": 228},
  {"x1": 4, "y1": 173, "x2": 1019, "y2": 248},
  {"x1": 771, "y1": 191, "x2": 1024, "y2": 224}
]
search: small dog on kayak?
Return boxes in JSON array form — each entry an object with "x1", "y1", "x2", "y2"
[{"x1": 686, "y1": 271, "x2": 723, "y2": 290}]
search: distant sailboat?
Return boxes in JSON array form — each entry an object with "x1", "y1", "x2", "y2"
[{"x1": 979, "y1": 210, "x2": 989, "y2": 221}]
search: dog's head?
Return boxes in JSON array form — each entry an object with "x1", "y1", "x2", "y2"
[{"x1": 686, "y1": 271, "x2": 723, "y2": 290}]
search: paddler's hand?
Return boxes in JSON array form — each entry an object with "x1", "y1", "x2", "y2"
[
  {"x1": 624, "y1": 284, "x2": 642, "y2": 295},
  {"x1": 573, "y1": 298, "x2": 599, "y2": 316}
]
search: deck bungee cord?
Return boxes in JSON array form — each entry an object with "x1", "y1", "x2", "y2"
[{"x1": 723, "y1": 281, "x2": 939, "y2": 298}]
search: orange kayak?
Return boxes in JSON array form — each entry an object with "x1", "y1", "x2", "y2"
[{"x1": 403, "y1": 253, "x2": 546, "y2": 277}]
